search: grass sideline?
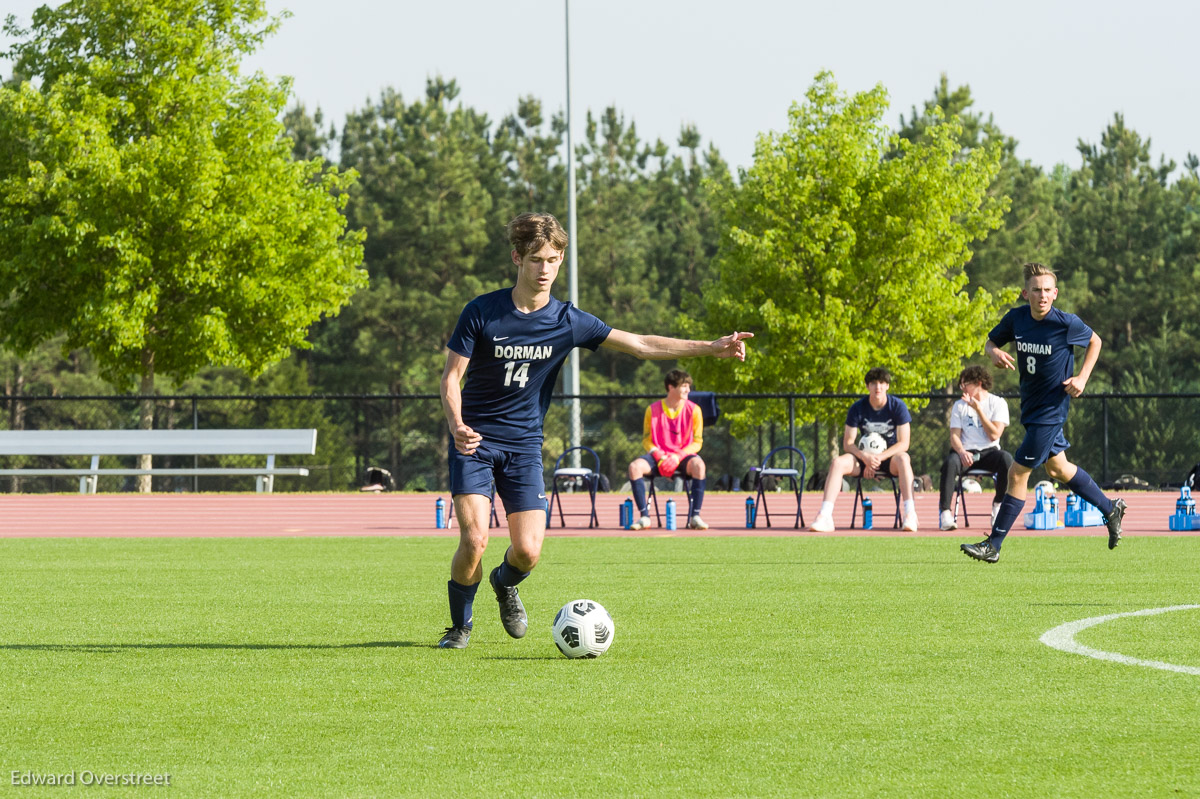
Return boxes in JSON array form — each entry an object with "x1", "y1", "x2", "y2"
[{"x1": 1, "y1": 535, "x2": 1198, "y2": 797}]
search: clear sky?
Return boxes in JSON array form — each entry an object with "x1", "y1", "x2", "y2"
[{"x1": 4, "y1": 0, "x2": 1199, "y2": 174}]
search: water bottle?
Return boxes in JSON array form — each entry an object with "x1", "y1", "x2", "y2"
[
  {"x1": 863, "y1": 496, "x2": 873, "y2": 529},
  {"x1": 435, "y1": 497, "x2": 446, "y2": 529},
  {"x1": 1067, "y1": 493, "x2": 1079, "y2": 513},
  {"x1": 665, "y1": 498, "x2": 677, "y2": 530},
  {"x1": 1185, "y1": 486, "x2": 1196, "y2": 516},
  {"x1": 621, "y1": 497, "x2": 633, "y2": 529},
  {"x1": 745, "y1": 496, "x2": 757, "y2": 528}
]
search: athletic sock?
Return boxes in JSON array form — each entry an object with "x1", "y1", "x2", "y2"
[
  {"x1": 691, "y1": 478, "x2": 706, "y2": 513},
  {"x1": 447, "y1": 579, "x2": 478, "y2": 630},
  {"x1": 819, "y1": 501, "x2": 834, "y2": 518},
  {"x1": 903, "y1": 499, "x2": 915, "y2": 516},
  {"x1": 495, "y1": 548, "x2": 531, "y2": 588},
  {"x1": 631, "y1": 477, "x2": 649, "y2": 517},
  {"x1": 1067, "y1": 469, "x2": 1114, "y2": 516},
  {"x1": 988, "y1": 494, "x2": 1027, "y2": 550}
]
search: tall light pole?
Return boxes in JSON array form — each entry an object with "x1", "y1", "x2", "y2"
[{"x1": 564, "y1": 0, "x2": 581, "y2": 466}]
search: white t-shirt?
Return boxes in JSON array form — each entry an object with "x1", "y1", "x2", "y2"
[{"x1": 950, "y1": 393, "x2": 1010, "y2": 452}]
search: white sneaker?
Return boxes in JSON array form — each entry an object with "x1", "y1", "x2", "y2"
[
  {"x1": 939, "y1": 510, "x2": 957, "y2": 531},
  {"x1": 687, "y1": 515, "x2": 709, "y2": 530},
  {"x1": 809, "y1": 513, "x2": 835, "y2": 533},
  {"x1": 630, "y1": 516, "x2": 653, "y2": 531},
  {"x1": 902, "y1": 513, "x2": 919, "y2": 532}
]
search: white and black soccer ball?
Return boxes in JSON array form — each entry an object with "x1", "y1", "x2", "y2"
[
  {"x1": 859, "y1": 432, "x2": 887, "y2": 455},
  {"x1": 551, "y1": 599, "x2": 614, "y2": 659}
]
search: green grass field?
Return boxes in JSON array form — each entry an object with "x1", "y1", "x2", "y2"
[{"x1": 2, "y1": 535, "x2": 1198, "y2": 797}]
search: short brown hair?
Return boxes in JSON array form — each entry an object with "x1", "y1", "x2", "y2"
[
  {"x1": 1022, "y1": 262, "x2": 1056, "y2": 286},
  {"x1": 958, "y1": 365, "x2": 993, "y2": 391},
  {"x1": 665, "y1": 369, "x2": 693, "y2": 390},
  {"x1": 507, "y1": 212, "x2": 568, "y2": 257},
  {"x1": 865, "y1": 367, "x2": 892, "y2": 385}
]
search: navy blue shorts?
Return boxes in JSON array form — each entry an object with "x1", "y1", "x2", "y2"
[
  {"x1": 1013, "y1": 424, "x2": 1069, "y2": 470},
  {"x1": 636, "y1": 453, "x2": 699, "y2": 479},
  {"x1": 449, "y1": 443, "x2": 546, "y2": 513}
]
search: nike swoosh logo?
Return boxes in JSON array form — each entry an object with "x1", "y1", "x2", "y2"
[
  {"x1": 493, "y1": 336, "x2": 509, "y2": 341},
  {"x1": 538, "y1": 494, "x2": 547, "y2": 500},
  {"x1": 1015, "y1": 335, "x2": 1024, "y2": 340}
]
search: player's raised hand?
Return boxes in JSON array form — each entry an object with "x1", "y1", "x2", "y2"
[
  {"x1": 712, "y1": 331, "x2": 754, "y2": 361},
  {"x1": 454, "y1": 423, "x2": 482, "y2": 455}
]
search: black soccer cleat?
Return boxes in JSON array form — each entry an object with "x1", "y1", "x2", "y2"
[
  {"x1": 437, "y1": 625, "x2": 471, "y2": 649},
  {"x1": 1106, "y1": 498, "x2": 1127, "y2": 550},
  {"x1": 489, "y1": 566, "x2": 528, "y2": 639},
  {"x1": 961, "y1": 540, "x2": 1000, "y2": 563}
]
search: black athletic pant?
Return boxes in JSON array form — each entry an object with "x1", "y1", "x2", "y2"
[{"x1": 939, "y1": 447, "x2": 1014, "y2": 512}]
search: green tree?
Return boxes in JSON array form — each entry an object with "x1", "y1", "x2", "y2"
[
  {"x1": 898, "y1": 74, "x2": 1059, "y2": 300},
  {"x1": 0, "y1": 1, "x2": 365, "y2": 488},
  {"x1": 685, "y1": 72, "x2": 1007, "y2": 437},
  {"x1": 1057, "y1": 115, "x2": 1200, "y2": 390}
]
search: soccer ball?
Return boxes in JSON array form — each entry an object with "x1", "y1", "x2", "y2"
[
  {"x1": 551, "y1": 599, "x2": 614, "y2": 659},
  {"x1": 859, "y1": 432, "x2": 887, "y2": 455},
  {"x1": 1034, "y1": 479, "x2": 1055, "y2": 496}
]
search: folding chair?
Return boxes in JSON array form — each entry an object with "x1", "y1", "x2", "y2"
[
  {"x1": 447, "y1": 482, "x2": 502, "y2": 528},
  {"x1": 549, "y1": 446, "x2": 601, "y2": 528},
  {"x1": 850, "y1": 471, "x2": 902, "y2": 529},
  {"x1": 752, "y1": 446, "x2": 806, "y2": 528},
  {"x1": 954, "y1": 467, "x2": 1000, "y2": 528},
  {"x1": 646, "y1": 474, "x2": 695, "y2": 527}
]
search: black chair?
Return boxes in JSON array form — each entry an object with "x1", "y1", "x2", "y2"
[
  {"x1": 954, "y1": 468, "x2": 1000, "y2": 528},
  {"x1": 549, "y1": 446, "x2": 601, "y2": 528},
  {"x1": 447, "y1": 483, "x2": 501, "y2": 529},
  {"x1": 753, "y1": 446, "x2": 806, "y2": 529},
  {"x1": 850, "y1": 472, "x2": 901, "y2": 529},
  {"x1": 646, "y1": 474, "x2": 695, "y2": 527}
]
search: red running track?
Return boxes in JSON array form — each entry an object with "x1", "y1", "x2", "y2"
[{"x1": 0, "y1": 490, "x2": 1194, "y2": 538}]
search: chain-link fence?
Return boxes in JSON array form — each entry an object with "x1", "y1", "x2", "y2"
[{"x1": 0, "y1": 393, "x2": 1196, "y2": 493}]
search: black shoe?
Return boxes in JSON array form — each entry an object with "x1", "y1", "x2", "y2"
[
  {"x1": 1106, "y1": 498, "x2": 1127, "y2": 550},
  {"x1": 961, "y1": 540, "x2": 1000, "y2": 563},
  {"x1": 437, "y1": 626, "x2": 471, "y2": 649},
  {"x1": 489, "y1": 566, "x2": 528, "y2": 639}
]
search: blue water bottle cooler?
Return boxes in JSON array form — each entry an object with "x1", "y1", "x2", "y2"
[
  {"x1": 621, "y1": 497, "x2": 633, "y2": 529},
  {"x1": 745, "y1": 496, "x2": 757, "y2": 528},
  {"x1": 863, "y1": 496, "x2": 873, "y2": 529},
  {"x1": 435, "y1": 497, "x2": 446, "y2": 529},
  {"x1": 665, "y1": 498, "x2": 677, "y2": 530}
]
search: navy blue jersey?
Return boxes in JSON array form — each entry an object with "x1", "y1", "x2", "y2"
[
  {"x1": 988, "y1": 305, "x2": 1093, "y2": 426},
  {"x1": 845, "y1": 395, "x2": 912, "y2": 448},
  {"x1": 447, "y1": 289, "x2": 612, "y2": 453}
]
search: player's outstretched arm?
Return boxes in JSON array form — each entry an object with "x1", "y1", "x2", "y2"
[
  {"x1": 985, "y1": 339, "x2": 1015, "y2": 370},
  {"x1": 600, "y1": 329, "x2": 752, "y2": 361},
  {"x1": 440, "y1": 351, "x2": 482, "y2": 455}
]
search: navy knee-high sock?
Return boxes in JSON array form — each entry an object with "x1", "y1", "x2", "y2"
[
  {"x1": 1067, "y1": 469, "x2": 1114, "y2": 516},
  {"x1": 691, "y1": 478, "x2": 706, "y2": 513},
  {"x1": 447, "y1": 579, "x2": 478, "y2": 629},
  {"x1": 988, "y1": 494, "x2": 1027, "y2": 550},
  {"x1": 631, "y1": 477, "x2": 649, "y2": 517},
  {"x1": 495, "y1": 548, "x2": 530, "y2": 588}
]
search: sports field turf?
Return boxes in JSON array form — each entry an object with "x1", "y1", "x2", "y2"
[{"x1": 2, "y1": 535, "x2": 1198, "y2": 797}]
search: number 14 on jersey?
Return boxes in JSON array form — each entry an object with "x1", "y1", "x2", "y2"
[{"x1": 503, "y1": 361, "x2": 530, "y2": 388}]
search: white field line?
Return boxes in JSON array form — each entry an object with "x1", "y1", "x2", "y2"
[{"x1": 1039, "y1": 604, "x2": 1200, "y2": 675}]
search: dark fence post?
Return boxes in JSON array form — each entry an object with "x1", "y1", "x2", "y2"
[
  {"x1": 192, "y1": 396, "x2": 199, "y2": 493},
  {"x1": 788, "y1": 396, "x2": 796, "y2": 468},
  {"x1": 1102, "y1": 396, "x2": 1109, "y2": 484}
]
